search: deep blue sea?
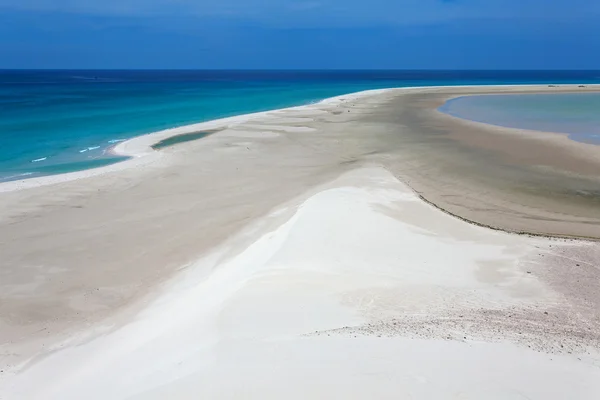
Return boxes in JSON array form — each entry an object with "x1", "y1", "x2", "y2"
[
  {"x1": 1, "y1": 70, "x2": 599, "y2": 182},
  {"x1": 440, "y1": 92, "x2": 600, "y2": 145}
]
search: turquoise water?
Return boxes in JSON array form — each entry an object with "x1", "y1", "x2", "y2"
[
  {"x1": 2, "y1": 70, "x2": 599, "y2": 182},
  {"x1": 440, "y1": 92, "x2": 600, "y2": 145}
]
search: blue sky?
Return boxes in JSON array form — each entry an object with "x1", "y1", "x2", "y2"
[{"x1": 0, "y1": 0, "x2": 598, "y2": 69}]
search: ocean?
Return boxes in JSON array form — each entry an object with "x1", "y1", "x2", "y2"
[
  {"x1": 1, "y1": 70, "x2": 599, "y2": 182},
  {"x1": 440, "y1": 92, "x2": 600, "y2": 145}
]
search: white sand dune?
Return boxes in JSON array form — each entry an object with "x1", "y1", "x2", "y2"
[{"x1": 3, "y1": 167, "x2": 598, "y2": 399}]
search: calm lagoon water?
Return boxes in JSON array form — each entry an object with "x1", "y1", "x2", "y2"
[
  {"x1": 2, "y1": 70, "x2": 599, "y2": 182},
  {"x1": 440, "y1": 92, "x2": 600, "y2": 145}
]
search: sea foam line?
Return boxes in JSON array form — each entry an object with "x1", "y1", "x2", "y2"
[{"x1": 80, "y1": 146, "x2": 102, "y2": 153}]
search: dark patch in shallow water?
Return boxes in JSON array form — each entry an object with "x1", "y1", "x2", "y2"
[{"x1": 151, "y1": 131, "x2": 215, "y2": 150}]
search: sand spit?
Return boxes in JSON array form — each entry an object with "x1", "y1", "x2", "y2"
[
  {"x1": 1, "y1": 85, "x2": 600, "y2": 399},
  {"x1": 2, "y1": 167, "x2": 599, "y2": 399}
]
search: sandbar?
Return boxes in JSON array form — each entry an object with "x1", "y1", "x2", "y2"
[{"x1": 1, "y1": 85, "x2": 599, "y2": 399}]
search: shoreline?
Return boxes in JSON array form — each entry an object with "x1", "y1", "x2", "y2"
[
  {"x1": 2, "y1": 83, "x2": 600, "y2": 398},
  {"x1": 415, "y1": 89, "x2": 600, "y2": 241},
  {"x1": 434, "y1": 101, "x2": 600, "y2": 173},
  {"x1": 3, "y1": 83, "x2": 597, "y2": 194},
  {"x1": 437, "y1": 92, "x2": 600, "y2": 147},
  {"x1": 430, "y1": 89, "x2": 600, "y2": 176},
  {"x1": 374, "y1": 85, "x2": 600, "y2": 239},
  {"x1": 0, "y1": 88, "x2": 390, "y2": 193}
]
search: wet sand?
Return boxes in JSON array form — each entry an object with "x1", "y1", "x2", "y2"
[
  {"x1": 371, "y1": 86, "x2": 600, "y2": 239},
  {"x1": 1, "y1": 86, "x2": 600, "y2": 399}
]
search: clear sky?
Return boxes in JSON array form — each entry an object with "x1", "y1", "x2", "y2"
[{"x1": 0, "y1": 0, "x2": 598, "y2": 69}]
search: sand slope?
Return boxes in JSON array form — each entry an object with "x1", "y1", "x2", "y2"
[{"x1": 2, "y1": 167, "x2": 599, "y2": 399}]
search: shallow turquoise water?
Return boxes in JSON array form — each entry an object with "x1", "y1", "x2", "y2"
[
  {"x1": 439, "y1": 92, "x2": 600, "y2": 145},
  {"x1": 2, "y1": 70, "x2": 599, "y2": 182}
]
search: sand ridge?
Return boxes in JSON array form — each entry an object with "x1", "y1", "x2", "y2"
[
  {"x1": 1, "y1": 85, "x2": 600, "y2": 399},
  {"x1": 2, "y1": 166, "x2": 599, "y2": 399}
]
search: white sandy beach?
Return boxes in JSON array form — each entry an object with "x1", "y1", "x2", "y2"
[{"x1": 1, "y1": 86, "x2": 600, "y2": 399}]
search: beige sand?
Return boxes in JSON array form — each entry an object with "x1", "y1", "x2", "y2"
[
  {"x1": 373, "y1": 86, "x2": 600, "y2": 239},
  {"x1": 1, "y1": 86, "x2": 600, "y2": 399}
]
